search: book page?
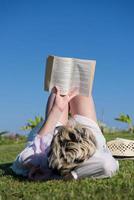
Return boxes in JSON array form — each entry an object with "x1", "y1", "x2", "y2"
[
  {"x1": 49, "y1": 56, "x2": 73, "y2": 95},
  {"x1": 71, "y1": 59, "x2": 96, "y2": 96},
  {"x1": 44, "y1": 55, "x2": 96, "y2": 96},
  {"x1": 88, "y1": 61, "x2": 96, "y2": 95}
]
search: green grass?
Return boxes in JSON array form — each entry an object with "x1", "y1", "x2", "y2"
[{"x1": 0, "y1": 133, "x2": 134, "y2": 200}]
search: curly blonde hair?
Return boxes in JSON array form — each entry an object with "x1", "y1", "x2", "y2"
[{"x1": 48, "y1": 121, "x2": 97, "y2": 176}]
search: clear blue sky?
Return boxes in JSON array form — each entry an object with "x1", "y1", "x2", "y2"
[{"x1": 0, "y1": 0, "x2": 134, "y2": 134}]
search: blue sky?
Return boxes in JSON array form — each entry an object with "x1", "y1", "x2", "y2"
[{"x1": 0, "y1": 0, "x2": 134, "y2": 134}]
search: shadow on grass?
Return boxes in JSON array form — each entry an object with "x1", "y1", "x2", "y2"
[
  {"x1": 0, "y1": 162, "x2": 64, "y2": 182},
  {"x1": 0, "y1": 162, "x2": 27, "y2": 181}
]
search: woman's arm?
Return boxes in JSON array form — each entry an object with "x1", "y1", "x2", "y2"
[
  {"x1": 45, "y1": 92, "x2": 56, "y2": 120},
  {"x1": 38, "y1": 86, "x2": 79, "y2": 138},
  {"x1": 38, "y1": 105, "x2": 63, "y2": 137}
]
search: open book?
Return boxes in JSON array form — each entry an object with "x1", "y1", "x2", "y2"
[{"x1": 44, "y1": 55, "x2": 96, "y2": 96}]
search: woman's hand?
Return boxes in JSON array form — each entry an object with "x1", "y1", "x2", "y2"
[
  {"x1": 37, "y1": 86, "x2": 78, "y2": 137},
  {"x1": 28, "y1": 166, "x2": 52, "y2": 181},
  {"x1": 52, "y1": 86, "x2": 79, "y2": 112}
]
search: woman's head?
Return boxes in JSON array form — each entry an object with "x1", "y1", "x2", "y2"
[{"x1": 48, "y1": 122, "x2": 97, "y2": 176}]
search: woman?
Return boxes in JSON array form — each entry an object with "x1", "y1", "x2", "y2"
[{"x1": 11, "y1": 86, "x2": 119, "y2": 180}]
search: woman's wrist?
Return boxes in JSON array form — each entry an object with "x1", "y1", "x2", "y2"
[
  {"x1": 37, "y1": 105, "x2": 63, "y2": 137},
  {"x1": 52, "y1": 104, "x2": 63, "y2": 114}
]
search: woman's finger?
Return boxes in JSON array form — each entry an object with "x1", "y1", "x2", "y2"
[
  {"x1": 51, "y1": 87, "x2": 56, "y2": 94},
  {"x1": 28, "y1": 166, "x2": 41, "y2": 180},
  {"x1": 55, "y1": 86, "x2": 61, "y2": 97},
  {"x1": 28, "y1": 170, "x2": 35, "y2": 180}
]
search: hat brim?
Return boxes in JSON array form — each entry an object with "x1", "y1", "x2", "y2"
[{"x1": 107, "y1": 138, "x2": 134, "y2": 158}]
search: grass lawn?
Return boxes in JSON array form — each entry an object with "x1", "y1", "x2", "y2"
[{"x1": 0, "y1": 132, "x2": 134, "y2": 200}]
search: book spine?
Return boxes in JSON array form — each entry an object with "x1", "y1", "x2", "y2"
[{"x1": 44, "y1": 56, "x2": 54, "y2": 91}]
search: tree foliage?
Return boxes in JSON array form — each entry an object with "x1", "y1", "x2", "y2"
[
  {"x1": 21, "y1": 116, "x2": 44, "y2": 130},
  {"x1": 115, "y1": 113, "x2": 133, "y2": 133}
]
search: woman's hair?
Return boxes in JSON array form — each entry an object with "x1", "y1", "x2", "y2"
[{"x1": 48, "y1": 120, "x2": 97, "y2": 176}]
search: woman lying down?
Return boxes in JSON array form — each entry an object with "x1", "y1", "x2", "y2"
[{"x1": 11, "y1": 87, "x2": 119, "y2": 181}]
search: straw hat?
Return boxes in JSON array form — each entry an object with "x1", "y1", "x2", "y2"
[{"x1": 107, "y1": 138, "x2": 134, "y2": 159}]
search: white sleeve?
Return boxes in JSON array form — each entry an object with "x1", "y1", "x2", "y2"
[
  {"x1": 20, "y1": 120, "x2": 63, "y2": 163},
  {"x1": 17, "y1": 133, "x2": 52, "y2": 167}
]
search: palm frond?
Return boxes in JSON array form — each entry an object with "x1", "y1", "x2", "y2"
[{"x1": 20, "y1": 115, "x2": 44, "y2": 131}]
